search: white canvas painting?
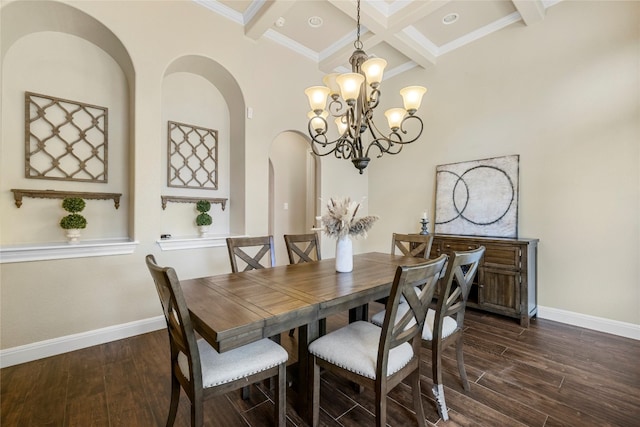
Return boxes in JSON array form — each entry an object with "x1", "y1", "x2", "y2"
[{"x1": 434, "y1": 155, "x2": 519, "y2": 238}]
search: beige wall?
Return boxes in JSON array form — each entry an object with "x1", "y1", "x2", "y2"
[
  {"x1": 0, "y1": 0, "x2": 638, "y2": 353},
  {"x1": 367, "y1": 1, "x2": 640, "y2": 324}
]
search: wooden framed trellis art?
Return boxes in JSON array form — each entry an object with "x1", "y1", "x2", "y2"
[
  {"x1": 167, "y1": 120, "x2": 218, "y2": 190},
  {"x1": 25, "y1": 92, "x2": 108, "y2": 182}
]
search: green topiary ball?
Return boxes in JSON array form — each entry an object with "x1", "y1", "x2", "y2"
[
  {"x1": 196, "y1": 200, "x2": 211, "y2": 213},
  {"x1": 60, "y1": 213, "x2": 87, "y2": 229},
  {"x1": 62, "y1": 197, "x2": 86, "y2": 213},
  {"x1": 196, "y1": 213, "x2": 212, "y2": 226}
]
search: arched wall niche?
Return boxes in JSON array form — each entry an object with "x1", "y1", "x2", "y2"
[
  {"x1": 0, "y1": 0, "x2": 135, "y2": 241},
  {"x1": 163, "y1": 56, "x2": 246, "y2": 234},
  {"x1": 0, "y1": 0, "x2": 134, "y2": 88}
]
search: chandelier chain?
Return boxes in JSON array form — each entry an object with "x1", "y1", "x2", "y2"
[{"x1": 354, "y1": 0, "x2": 362, "y2": 50}]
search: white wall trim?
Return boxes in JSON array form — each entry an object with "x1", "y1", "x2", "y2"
[
  {"x1": 0, "y1": 238, "x2": 139, "y2": 263},
  {"x1": 537, "y1": 306, "x2": 640, "y2": 340},
  {"x1": 0, "y1": 316, "x2": 165, "y2": 368},
  {"x1": 3, "y1": 306, "x2": 637, "y2": 368}
]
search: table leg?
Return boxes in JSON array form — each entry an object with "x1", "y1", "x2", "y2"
[
  {"x1": 349, "y1": 303, "x2": 368, "y2": 323},
  {"x1": 296, "y1": 321, "x2": 319, "y2": 423}
]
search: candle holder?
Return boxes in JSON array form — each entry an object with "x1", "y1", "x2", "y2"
[{"x1": 420, "y1": 218, "x2": 429, "y2": 235}]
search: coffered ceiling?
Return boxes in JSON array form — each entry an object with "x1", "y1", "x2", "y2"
[{"x1": 195, "y1": 0, "x2": 560, "y2": 79}]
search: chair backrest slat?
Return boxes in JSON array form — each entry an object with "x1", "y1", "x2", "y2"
[
  {"x1": 226, "y1": 236, "x2": 276, "y2": 272},
  {"x1": 284, "y1": 233, "x2": 321, "y2": 264}
]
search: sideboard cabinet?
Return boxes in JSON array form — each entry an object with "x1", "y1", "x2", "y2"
[{"x1": 428, "y1": 234, "x2": 539, "y2": 327}]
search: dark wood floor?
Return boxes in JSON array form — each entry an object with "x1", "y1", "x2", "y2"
[{"x1": 2, "y1": 306, "x2": 639, "y2": 426}]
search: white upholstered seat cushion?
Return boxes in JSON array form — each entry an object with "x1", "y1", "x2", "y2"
[
  {"x1": 371, "y1": 307, "x2": 458, "y2": 341},
  {"x1": 178, "y1": 338, "x2": 288, "y2": 388},
  {"x1": 308, "y1": 321, "x2": 414, "y2": 380}
]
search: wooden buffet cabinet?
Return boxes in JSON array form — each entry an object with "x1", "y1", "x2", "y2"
[{"x1": 428, "y1": 234, "x2": 539, "y2": 327}]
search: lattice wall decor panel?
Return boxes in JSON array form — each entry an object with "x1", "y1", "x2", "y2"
[
  {"x1": 25, "y1": 92, "x2": 108, "y2": 182},
  {"x1": 167, "y1": 121, "x2": 218, "y2": 189}
]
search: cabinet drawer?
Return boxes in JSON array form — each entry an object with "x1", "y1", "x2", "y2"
[
  {"x1": 484, "y1": 244, "x2": 521, "y2": 270},
  {"x1": 432, "y1": 239, "x2": 480, "y2": 256}
]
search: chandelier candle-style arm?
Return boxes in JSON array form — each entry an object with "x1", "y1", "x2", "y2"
[{"x1": 303, "y1": 0, "x2": 427, "y2": 174}]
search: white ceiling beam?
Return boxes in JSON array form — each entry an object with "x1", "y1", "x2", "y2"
[
  {"x1": 244, "y1": 0, "x2": 297, "y2": 40},
  {"x1": 511, "y1": 0, "x2": 546, "y2": 26}
]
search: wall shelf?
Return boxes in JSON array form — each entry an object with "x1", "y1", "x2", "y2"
[
  {"x1": 11, "y1": 189, "x2": 122, "y2": 209},
  {"x1": 161, "y1": 195, "x2": 227, "y2": 210},
  {"x1": 0, "y1": 238, "x2": 138, "y2": 263}
]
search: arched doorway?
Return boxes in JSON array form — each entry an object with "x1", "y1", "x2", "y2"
[{"x1": 269, "y1": 131, "x2": 320, "y2": 265}]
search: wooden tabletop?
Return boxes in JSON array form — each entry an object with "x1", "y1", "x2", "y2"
[{"x1": 181, "y1": 252, "x2": 427, "y2": 352}]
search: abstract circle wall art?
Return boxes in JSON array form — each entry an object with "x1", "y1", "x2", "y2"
[{"x1": 434, "y1": 155, "x2": 519, "y2": 238}]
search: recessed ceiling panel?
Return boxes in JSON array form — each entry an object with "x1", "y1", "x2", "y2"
[
  {"x1": 277, "y1": 1, "x2": 356, "y2": 54},
  {"x1": 218, "y1": 0, "x2": 252, "y2": 15},
  {"x1": 412, "y1": 0, "x2": 517, "y2": 47}
]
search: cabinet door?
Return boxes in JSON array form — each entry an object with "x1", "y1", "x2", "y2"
[{"x1": 479, "y1": 267, "x2": 520, "y2": 316}]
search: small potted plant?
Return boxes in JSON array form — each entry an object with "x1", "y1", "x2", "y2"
[
  {"x1": 60, "y1": 197, "x2": 87, "y2": 244},
  {"x1": 196, "y1": 200, "x2": 212, "y2": 237}
]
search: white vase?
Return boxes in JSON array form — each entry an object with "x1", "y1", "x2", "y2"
[
  {"x1": 335, "y1": 235, "x2": 353, "y2": 272},
  {"x1": 198, "y1": 225, "x2": 210, "y2": 237},
  {"x1": 65, "y1": 228, "x2": 81, "y2": 244}
]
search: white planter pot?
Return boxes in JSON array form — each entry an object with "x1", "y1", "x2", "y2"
[
  {"x1": 335, "y1": 235, "x2": 353, "y2": 272},
  {"x1": 198, "y1": 225, "x2": 211, "y2": 237},
  {"x1": 65, "y1": 228, "x2": 82, "y2": 244}
]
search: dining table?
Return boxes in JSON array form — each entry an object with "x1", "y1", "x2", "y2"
[{"x1": 180, "y1": 251, "x2": 430, "y2": 423}]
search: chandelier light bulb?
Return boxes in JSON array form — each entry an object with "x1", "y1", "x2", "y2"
[
  {"x1": 305, "y1": 86, "x2": 330, "y2": 113},
  {"x1": 361, "y1": 57, "x2": 387, "y2": 87},
  {"x1": 336, "y1": 73, "x2": 365, "y2": 103},
  {"x1": 384, "y1": 108, "x2": 406, "y2": 130},
  {"x1": 322, "y1": 73, "x2": 341, "y2": 98},
  {"x1": 335, "y1": 117, "x2": 348, "y2": 135},
  {"x1": 400, "y1": 86, "x2": 427, "y2": 114},
  {"x1": 308, "y1": 110, "x2": 328, "y2": 133}
]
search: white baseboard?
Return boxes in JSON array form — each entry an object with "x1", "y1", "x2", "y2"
[
  {"x1": 0, "y1": 315, "x2": 165, "y2": 368},
  {"x1": 537, "y1": 306, "x2": 640, "y2": 340},
  {"x1": 2, "y1": 307, "x2": 638, "y2": 368}
]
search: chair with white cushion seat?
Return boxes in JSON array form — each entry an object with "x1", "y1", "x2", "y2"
[
  {"x1": 392, "y1": 232, "x2": 434, "y2": 259},
  {"x1": 426, "y1": 246, "x2": 484, "y2": 421},
  {"x1": 145, "y1": 254, "x2": 288, "y2": 427},
  {"x1": 226, "y1": 236, "x2": 276, "y2": 272},
  {"x1": 371, "y1": 246, "x2": 485, "y2": 421},
  {"x1": 308, "y1": 254, "x2": 448, "y2": 427},
  {"x1": 284, "y1": 233, "x2": 321, "y2": 264}
]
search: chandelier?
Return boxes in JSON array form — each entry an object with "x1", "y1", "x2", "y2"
[{"x1": 304, "y1": 0, "x2": 427, "y2": 174}]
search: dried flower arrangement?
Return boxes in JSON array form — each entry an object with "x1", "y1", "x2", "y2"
[{"x1": 317, "y1": 197, "x2": 379, "y2": 239}]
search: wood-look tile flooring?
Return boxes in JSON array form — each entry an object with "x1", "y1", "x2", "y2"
[{"x1": 2, "y1": 306, "x2": 639, "y2": 426}]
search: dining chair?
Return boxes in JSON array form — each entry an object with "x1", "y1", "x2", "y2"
[
  {"x1": 145, "y1": 254, "x2": 288, "y2": 427},
  {"x1": 283, "y1": 233, "x2": 321, "y2": 264},
  {"x1": 308, "y1": 254, "x2": 448, "y2": 427},
  {"x1": 424, "y1": 246, "x2": 484, "y2": 421},
  {"x1": 376, "y1": 232, "x2": 435, "y2": 306},
  {"x1": 391, "y1": 232, "x2": 434, "y2": 259},
  {"x1": 226, "y1": 235, "x2": 276, "y2": 272},
  {"x1": 283, "y1": 233, "x2": 324, "y2": 337},
  {"x1": 369, "y1": 246, "x2": 485, "y2": 421}
]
